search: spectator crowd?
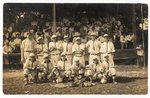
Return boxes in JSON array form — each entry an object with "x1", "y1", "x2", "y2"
[{"x1": 3, "y1": 11, "x2": 136, "y2": 55}]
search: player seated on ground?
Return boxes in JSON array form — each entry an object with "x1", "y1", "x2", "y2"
[
  {"x1": 71, "y1": 57, "x2": 85, "y2": 83},
  {"x1": 101, "y1": 54, "x2": 117, "y2": 84},
  {"x1": 23, "y1": 53, "x2": 39, "y2": 86},
  {"x1": 85, "y1": 56, "x2": 104, "y2": 83},
  {"x1": 38, "y1": 54, "x2": 53, "y2": 81},
  {"x1": 54, "y1": 52, "x2": 72, "y2": 83}
]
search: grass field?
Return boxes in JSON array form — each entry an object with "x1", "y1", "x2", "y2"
[{"x1": 3, "y1": 65, "x2": 148, "y2": 94}]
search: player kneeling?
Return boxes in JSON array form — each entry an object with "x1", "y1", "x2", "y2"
[
  {"x1": 101, "y1": 54, "x2": 117, "y2": 84},
  {"x1": 71, "y1": 57, "x2": 85, "y2": 83},
  {"x1": 85, "y1": 56, "x2": 104, "y2": 83},
  {"x1": 23, "y1": 53, "x2": 39, "y2": 85},
  {"x1": 54, "y1": 53, "x2": 72, "y2": 83},
  {"x1": 38, "y1": 54, "x2": 54, "y2": 81}
]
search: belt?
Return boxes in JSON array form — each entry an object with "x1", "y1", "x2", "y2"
[
  {"x1": 37, "y1": 54, "x2": 43, "y2": 56},
  {"x1": 90, "y1": 53, "x2": 99, "y2": 55},
  {"x1": 50, "y1": 53, "x2": 60, "y2": 55},
  {"x1": 24, "y1": 50, "x2": 34, "y2": 52},
  {"x1": 75, "y1": 55, "x2": 82, "y2": 57},
  {"x1": 65, "y1": 54, "x2": 72, "y2": 55}
]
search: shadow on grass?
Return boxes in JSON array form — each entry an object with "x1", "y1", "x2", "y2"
[
  {"x1": 116, "y1": 76, "x2": 147, "y2": 83},
  {"x1": 33, "y1": 76, "x2": 147, "y2": 85}
]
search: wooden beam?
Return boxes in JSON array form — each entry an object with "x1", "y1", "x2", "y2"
[{"x1": 52, "y1": 3, "x2": 56, "y2": 34}]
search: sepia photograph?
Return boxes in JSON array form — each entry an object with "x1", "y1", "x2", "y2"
[{"x1": 3, "y1": 3, "x2": 148, "y2": 94}]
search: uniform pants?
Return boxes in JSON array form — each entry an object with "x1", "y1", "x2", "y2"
[{"x1": 65, "y1": 54, "x2": 73, "y2": 68}]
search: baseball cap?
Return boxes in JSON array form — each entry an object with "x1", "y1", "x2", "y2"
[
  {"x1": 51, "y1": 35, "x2": 57, "y2": 39},
  {"x1": 29, "y1": 53, "x2": 35, "y2": 57},
  {"x1": 76, "y1": 37, "x2": 81, "y2": 41},
  {"x1": 37, "y1": 37, "x2": 43, "y2": 41},
  {"x1": 103, "y1": 34, "x2": 109, "y2": 37},
  {"x1": 136, "y1": 47, "x2": 141, "y2": 50},
  {"x1": 43, "y1": 54, "x2": 49, "y2": 59},
  {"x1": 64, "y1": 35, "x2": 68, "y2": 39},
  {"x1": 90, "y1": 33, "x2": 97, "y2": 36},
  {"x1": 61, "y1": 52, "x2": 66, "y2": 56}
]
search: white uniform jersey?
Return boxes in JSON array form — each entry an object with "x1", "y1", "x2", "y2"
[
  {"x1": 72, "y1": 43, "x2": 86, "y2": 65},
  {"x1": 86, "y1": 40, "x2": 101, "y2": 54},
  {"x1": 100, "y1": 41, "x2": 115, "y2": 53}
]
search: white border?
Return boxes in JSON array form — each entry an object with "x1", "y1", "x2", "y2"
[{"x1": 0, "y1": 0, "x2": 149, "y2": 98}]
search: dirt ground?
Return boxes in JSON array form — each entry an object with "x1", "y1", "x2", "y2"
[{"x1": 3, "y1": 65, "x2": 148, "y2": 94}]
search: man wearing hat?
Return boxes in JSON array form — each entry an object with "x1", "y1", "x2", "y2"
[
  {"x1": 36, "y1": 37, "x2": 47, "y2": 64},
  {"x1": 38, "y1": 54, "x2": 53, "y2": 81},
  {"x1": 85, "y1": 56, "x2": 103, "y2": 83},
  {"x1": 49, "y1": 35, "x2": 63, "y2": 67},
  {"x1": 62, "y1": 35, "x2": 73, "y2": 67},
  {"x1": 71, "y1": 57, "x2": 85, "y2": 81},
  {"x1": 86, "y1": 33, "x2": 101, "y2": 63},
  {"x1": 100, "y1": 34, "x2": 115, "y2": 67},
  {"x1": 35, "y1": 28, "x2": 43, "y2": 41},
  {"x1": 72, "y1": 32, "x2": 81, "y2": 43},
  {"x1": 72, "y1": 37, "x2": 86, "y2": 65},
  {"x1": 23, "y1": 53, "x2": 39, "y2": 85},
  {"x1": 21, "y1": 30, "x2": 37, "y2": 64},
  {"x1": 101, "y1": 53, "x2": 117, "y2": 84},
  {"x1": 55, "y1": 52, "x2": 72, "y2": 83}
]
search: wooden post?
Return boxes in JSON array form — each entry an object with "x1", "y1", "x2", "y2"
[
  {"x1": 52, "y1": 3, "x2": 56, "y2": 34},
  {"x1": 141, "y1": 4, "x2": 146, "y2": 68},
  {"x1": 132, "y1": 4, "x2": 136, "y2": 48}
]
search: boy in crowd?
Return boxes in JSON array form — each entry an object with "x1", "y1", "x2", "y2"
[{"x1": 136, "y1": 45, "x2": 144, "y2": 68}]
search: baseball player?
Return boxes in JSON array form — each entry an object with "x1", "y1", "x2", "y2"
[
  {"x1": 23, "y1": 53, "x2": 39, "y2": 85},
  {"x1": 55, "y1": 53, "x2": 72, "y2": 83},
  {"x1": 86, "y1": 33, "x2": 101, "y2": 63},
  {"x1": 36, "y1": 37, "x2": 45, "y2": 64},
  {"x1": 85, "y1": 56, "x2": 104, "y2": 83},
  {"x1": 72, "y1": 37, "x2": 86, "y2": 65},
  {"x1": 71, "y1": 57, "x2": 85, "y2": 81},
  {"x1": 100, "y1": 34, "x2": 115, "y2": 67},
  {"x1": 101, "y1": 54, "x2": 117, "y2": 84},
  {"x1": 21, "y1": 31, "x2": 37, "y2": 64},
  {"x1": 38, "y1": 54, "x2": 53, "y2": 81},
  {"x1": 62, "y1": 35, "x2": 73, "y2": 67},
  {"x1": 49, "y1": 35, "x2": 63, "y2": 67}
]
